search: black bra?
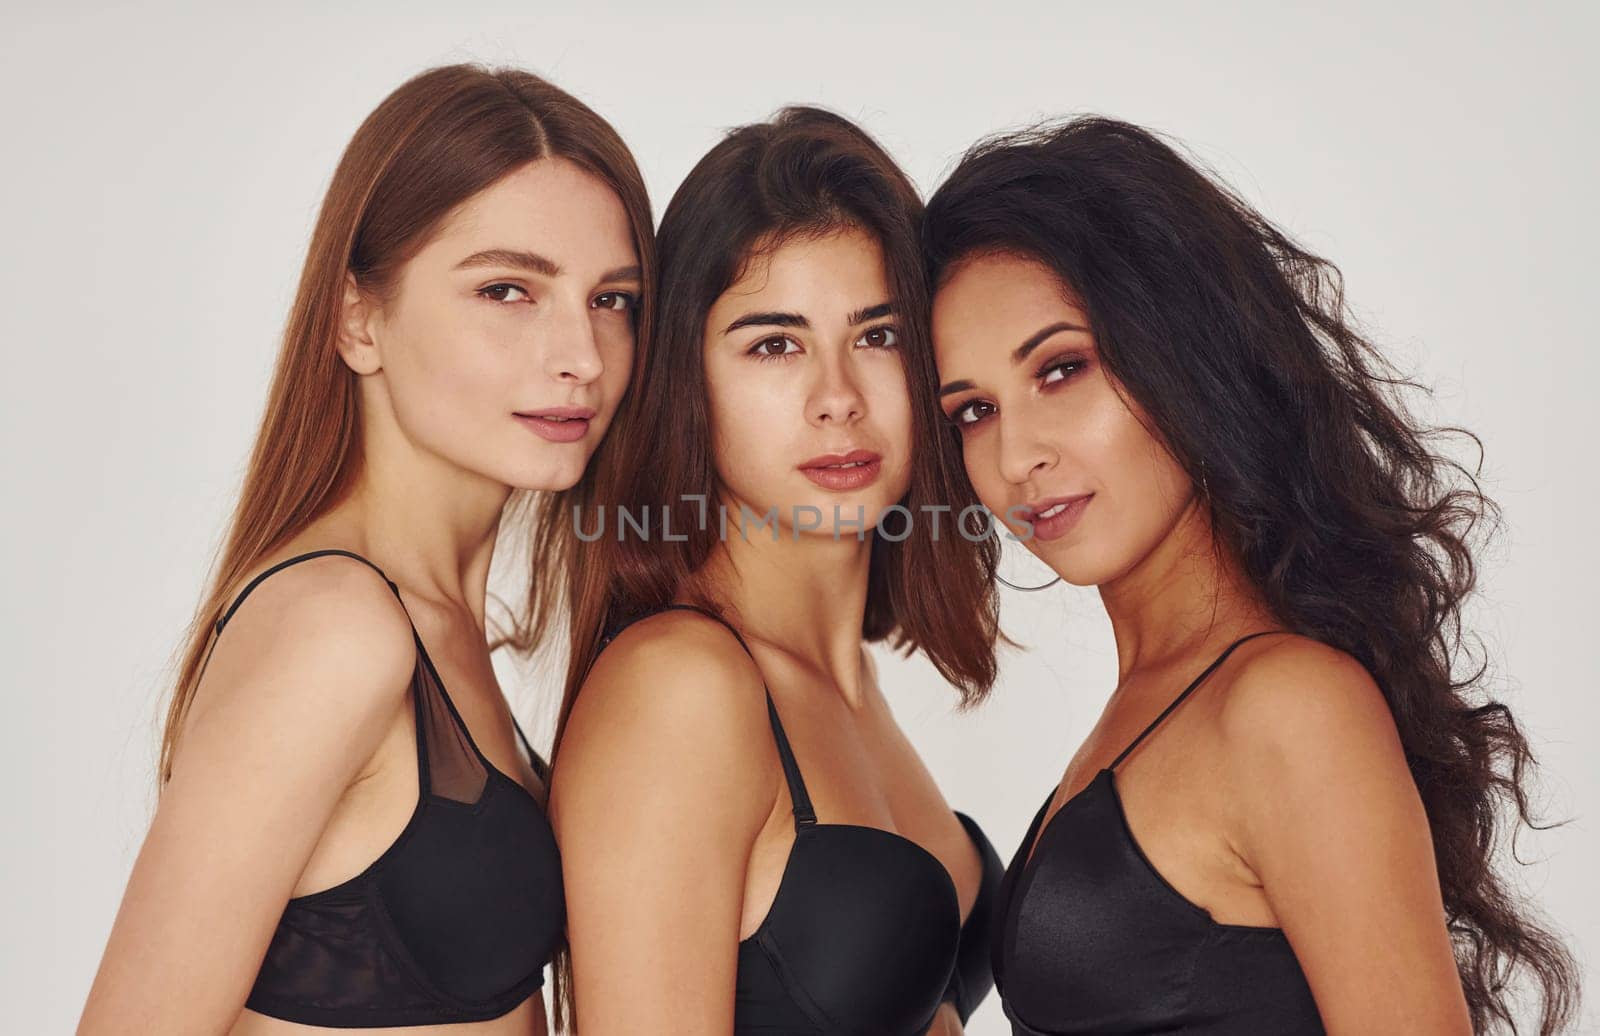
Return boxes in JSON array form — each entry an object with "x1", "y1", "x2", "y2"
[
  {"x1": 600, "y1": 604, "x2": 1004, "y2": 1034},
  {"x1": 993, "y1": 631, "x2": 1325, "y2": 1035},
  {"x1": 200, "y1": 550, "x2": 565, "y2": 1027}
]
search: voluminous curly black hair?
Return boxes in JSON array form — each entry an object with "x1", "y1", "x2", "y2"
[{"x1": 923, "y1": 116, "x2": 1579, "y2": 1034}]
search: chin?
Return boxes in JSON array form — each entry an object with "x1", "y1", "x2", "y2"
[
  {"x1": 508, "y1": 456, "x2": 592, "y2": 493},
  {"x1": 1032, "y1": 539, "x2": 1132, "y2": 589},
  {"x1": 790, "y1": 475, "x2": 909, "y2": 535},
  {"x1": 806, "y1": 494, "x2": 904, "y2": 539}
]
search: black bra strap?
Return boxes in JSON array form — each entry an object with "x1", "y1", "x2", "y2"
[
  {"x1": 215, "y1": 549, "x2": 399, "y2": 634},
  {"x1": 195, "y1": 549, "x2": 406, "y2": 692},
  {"x1": 600, "y1": 602, "x2": 817, "y2": 829},
  {"x1": 510, "y1": 713, "x2": 549, "y2": 781},
  {"x1": 765, "y1": 695, "x2": 818, "y2": 828},
  {"x1": 1109, "y1": 630, "x2": 1287, "y2": 770}
]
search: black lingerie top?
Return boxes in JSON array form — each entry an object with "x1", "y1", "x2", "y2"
[
  {"x1": 992, "y1": 630, "x2": 1326, "y2": 1034},
  {"x1": 599, "y1": 604, "x2": 1005, "y2": 1034},
  {"x1": 200, "y1": 549, "x2": 565, "y2": 1027}
]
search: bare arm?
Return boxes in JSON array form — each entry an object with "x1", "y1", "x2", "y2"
[
  {"x1": 924, "y1": 1002, "x2": 964, "y2": 1035},
  {"x1": 551, "y1": 613, "x2": 778, "y2": 1036},
  {"x1": 1223, "y1": 638, "x2": 1472, "y2": 1035},
  {"x1": 78, "y1": 559, "x2": 416, "y2": 1034}
]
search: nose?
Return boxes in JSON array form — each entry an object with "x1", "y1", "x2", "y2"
[
  {"x1": 808, "y1": 350, "x2": 866, "y2": 425},
  {"x1": 542, "y1": 297, "x2": 605, "y2": 384},
  {"x1": 996, "y1": 406, "x2": 1057, "y2": 486}
]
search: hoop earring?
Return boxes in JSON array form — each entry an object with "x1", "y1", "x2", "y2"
[
  {"x1": 989, "y1": 510, "x2": 1063, "y2": 592},
  {"x1": 995, "y1": 571, "x2": 1062, "y2": 592}
]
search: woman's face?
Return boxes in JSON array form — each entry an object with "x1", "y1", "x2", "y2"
[
  {"x1": 354, "y1": 157, "x2": 641, "y2": 492},
  {"x1": 702, "y1": 226, "x2": 912, "y2": 539},
  {"x1": 931, "y1": 252, "x2": 1195, "y2": 586}
]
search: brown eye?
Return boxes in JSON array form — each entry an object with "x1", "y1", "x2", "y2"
[
  {"x1": 857, "y1": 326, "x2": 899, "y2": 349},
  {"x1": 477, "y1": 283, "x2": 530, "y2": 303},
  {"x1": 592, "y1": 291, "x2": 637, "y2": 311},
  {"x1": 950, "y1": 399, "x2": 997, "y2": 427},
  {"x1": 749, "y1": 336, "x2": 801, "y2": 359},
  {"x1": 1038, "y1": 357, "x2": 1085, "y2": 385}
]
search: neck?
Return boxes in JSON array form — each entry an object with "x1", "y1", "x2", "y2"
[
  {"x1": 339, "y1": 389, "x2": 512, "y2": 631},
  {"x1": 692, "y1": 491, "x2": 875, "y2": 706},
  {"x1": 1098, "y1": 497, "x2": 1277, "y2": 683}
]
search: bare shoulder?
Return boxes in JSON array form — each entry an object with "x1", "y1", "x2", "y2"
[
  {"x1": 1217, "y1": 634, "x2": 1398, "y2": 757},
  {"x1": 1213, "y1": 633, "x2": 1414, "y2": 824},
  {"x1": 565, "y1": 608, "x2": 772, "y2": 744},
  {"x1": 1205, "y1": 643, "x2": 1467, "y2": 1036},
  {"x1": 552, "y1": 607, "x2": 777, "y2": 838},
  {"x1": 181, "y1": 553, "x2": 416, "y2": 751},
  {"x1": 553, "y1": 610, "x2": 785, "y2": 1030}
]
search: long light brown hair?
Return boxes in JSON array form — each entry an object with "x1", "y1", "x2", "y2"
[{"x1": 158, "y1": 64, "x2": 654, "y2": 787}]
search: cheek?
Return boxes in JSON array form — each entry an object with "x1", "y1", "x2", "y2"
[
  {"x1": 1091, "y1": 396, "x2": 1192, "y2": 536},
  {"x1": 867, "y1": 367, "x2": 913, "y2": 451},
  {"x1": 707, "y1": 364, "x2": 773, "y2": 444},
  {"x1": 385, "y1": 306, "x2": 509, "y2": 430},
  {"x1": 705, "y1": 363, "x2": 787, "y2": 496},
  {"x1": 593, "y1": 325, "x2": 635, "y2": 423},
  {"x1": 960, "y1": 432, "x2": 1007, "y2": 511}
]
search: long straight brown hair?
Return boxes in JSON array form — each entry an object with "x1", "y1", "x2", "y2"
[
  {"x1": 560, "y1": 106, "x2": 1001, "y2": 732},
  {"x1": 158, "y1": 64, "x2": 654, "y2": 787},
  {"x1": 543, "y1": 107, "x2": 1000, "y2": 1031}
]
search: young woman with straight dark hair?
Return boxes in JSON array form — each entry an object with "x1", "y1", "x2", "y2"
[
  {"x1": 925, "y1": 116, "x2": 1578, "y2": 1035},
  {"x1": 80, "y1": 64, "x2": 653, "y2": 1034},
  {"x1": 548, "y1": 108, "x2": 1004, "y2": 1035}
]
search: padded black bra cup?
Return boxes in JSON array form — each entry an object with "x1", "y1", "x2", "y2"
[
  {"x1": 736, "y1": 819, "x2": 960, "y2": 1032},
  {"x1": 601, "y1": 604, "x2": 1003, "y2": 1035}
]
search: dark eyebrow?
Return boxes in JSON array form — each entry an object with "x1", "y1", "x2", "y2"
[
  {"x1": 454, "y1": 249, "x2": 561, "y2": 277},
  {"x1": 723, "y1": 311, "x2": 810, "y2": 335},
  {"x1": 849, "y1": 302, "x2": 893, "y2": 325},
  {"x1": 939, "y1": 321, "x2": 1090, "y2": 397},
  {"x1": 723, "y1": 301, "x2": 892, "y2": 336},
  {"x1": 599, "y1": 265, "x2": 643, "y2": 284},
  {"x1": 1013, "y1": 321, "x2": 1089, "y2": 363}
]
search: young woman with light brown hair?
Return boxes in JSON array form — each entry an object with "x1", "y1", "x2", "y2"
[{"x1": 79, "y1": 64, "x2": 653, "y2": 1035}]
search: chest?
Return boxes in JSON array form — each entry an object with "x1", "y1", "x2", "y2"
[{"x1": 995, "y1": 772, "x2": 1321, "y2": 1034}]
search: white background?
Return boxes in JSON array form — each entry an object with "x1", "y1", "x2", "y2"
[{"x1": 3, "y1": 3, "x2": 1594, "y2": 1032}]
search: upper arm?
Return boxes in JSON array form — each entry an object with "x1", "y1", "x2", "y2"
[
  {"x1": 924, "y1": 1002, "x2": 964, "y2": 1036},
  {"x1": 79, "y1": 558, "x2": 416, "y2": 1035},
  {"x1": 1220, "y1": 637, "x2": 1471, "y2": 1035},
  {"x1": 940, "y1": 815, "x2": 1004, "y2": 1025},
  {"x1": 550, "y1": 613, "x2": 777, "y2": 1036}
]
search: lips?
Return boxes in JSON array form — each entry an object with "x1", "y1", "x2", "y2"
[
  {"x1": 798, "y1": 449, "x2": 883, "y2": 492},
  {"x1": 514, "y1": 405, "x2": 596, "y2": 444},
  {"x1": 1016, "y1": 493, "x2": 1093, "y2": 542}
]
